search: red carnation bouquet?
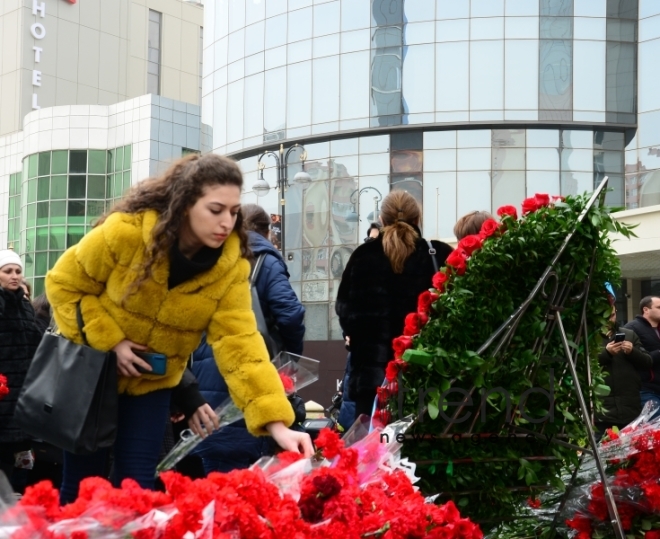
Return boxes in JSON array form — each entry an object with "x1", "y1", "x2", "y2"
[
  {"x1": 0, "y1": 374, "x2": 8, "y2": 401},
  {"x1": 0, "y1": 414, "x2": 483, "y2": 538},
  {"x1": 522, "y1": 402, "x2": 660, "y2": 538}
]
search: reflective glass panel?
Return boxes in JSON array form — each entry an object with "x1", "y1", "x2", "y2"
[
  {"x1": 424, "y1": 130, "x2": 456, "y2": 149},
  {"x1": 527, "y1": 129, "x2": 559, "y2": 147},
  {"x1": 264, "y1": 67, "x2": 286, "y2": 134},
  {"x1": 424, "y1": 149, "x2": 456, "y2": 171},
  {"x1": 437, "y1": 0, "x2": 469, "y2": 19},
  {"x1": 87, "y1": 175, "x2": 106, "y2": 199},
  {"x1": 331, "y1": 138, "x2": 359, "y2": 156},
  {"x1": 404, "y1": 0, "x2": 435, "y2": 21},
  {"x1": 28, "y1": 154, "x2": 37, "y2": 178},
  {"x1": 607, "y1": 19, "x2": 636, "y2": 42},
  {"x1": 403, "y1": 44, "x2": 434, "y2": 114},
  {"x1": 340, "y1": 51, "x2": 369, "y2": 120},
  {"x1": 539, "y1": 39, "x2": 573, "y2": 114},
  {"x1": 68, "y1": 175, "x2": 86, "y2": 198},
  {"x1": 493, "y1": 148, "x2": 526, "y2": 170},
  {"x1": 246, "y1": 0, "x2": 265, "y2": 25},
  {"x1": 359, "y1": 153, "x2": 390, "y2": 175},
  {"x1": 573, "y1": 41, "x2": 606, "y2": 113},
  {"x1": 457, "y1": 130, "x2": 491, "y2": 148},
  {"x1": 606, "y1": 42, "x2": 636, "y2": 116},
  {"x1": 457, "y1": 148, "x2": 491, "y2": 170},
  {"x1": 245, "y1": 22, "x2": 265, "y2": 57},
  {"x1": 423, "y1": 172, "x2": 457, "y2": 238},
  {"x1": 562, "y1": 130, "x2": 593, "y2": 148},
  {"x1": 36, "y1": 203, "x2": 48, "y2": 226},
  {"x1": 341, "y1": 0, "x2": 370, "y2": 31},
  {"x1": 492, "y1": 171, "x2": 526, "y2": 210},
  {"x1": 289, "y1": 7, "x2": 313, "y2": 43},
  {"x1": 314, "y1": 2, "x2": 339, "y2": 37},
  {"x1": 51, "y1": 151, "x2": 67, "y2": 174},
  {"x1": 561, "y1": 171, "x2": 593, "y2": 196},
  {"x1": 457, "y1": 171, "x2": 491, "y2": 217},
  {"x1": 527, "y1": 148, "x2": 560, "y2": 169},
  {"x1": 505, "y1": 17, "x2": 539, "y2": 38},
  {"x1": 359, "y1": 135, "x2": 389, "y2": 153},
  {"x1": 436, "y1": 19, "x2": 469, "y2": 41},
  {"x1": 38, "y1": 152, "x2": 50, "y2": 176},
  {"x1": 69, "y1": 150, "x2": 87, "y2": 173},
  {"x1": 287, "y1": 61, "x2": 312, "y2": 128},
  {"x1": 505, "y1": 41, "x2": 539, "y2": 110},
  {"x1": 470, "y1": 40, "x2": 504, "y2": 111},
  {"x1": 561, "y1": 148, "x2": 593, "y2": 171},
  {"x1": 436, "y1": 42, "x2": 469, "y2": 112},
  {"x1": 470, "y1": 17, "x2": 504, "y2": 40},
  {"x1": 506, "y1": 0, "x2": 539, "y2": 15},
  {"x1": 313, "y1": 56, "x2": 340, "y2": 124},
  {"x1": 527, "y1": 170, "x2": 560, "y2": 196},
  {"x1": 244, "y1": 73, "x2": 264, "y2": 138},
  {"x1": 265, "y1": 14, "x2": 287, "y2": 49},
  {"x1": 37, "y1": 177, "x2": 49, "y2": 201}
]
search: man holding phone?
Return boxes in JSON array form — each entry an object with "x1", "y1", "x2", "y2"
[
  {"x1": 624, "y1": 296, "x2": 660, "y2": 414},
  {"x1": 595, "y1": 305, "x2": 652, "y2": 438}
]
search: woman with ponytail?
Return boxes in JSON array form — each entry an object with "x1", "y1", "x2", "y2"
[{"x1": 335, "y1": 190, "x2": 452, "y2": 421}]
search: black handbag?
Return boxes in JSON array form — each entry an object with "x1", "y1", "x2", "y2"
[{"x1": 15, "y1": 304, "x2": 118, "y2": 455}]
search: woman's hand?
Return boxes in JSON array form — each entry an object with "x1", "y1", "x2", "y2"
[
  {"x1": 606, "y1": 341, "x2": 623, "y2": 356},
  {"x1": 188, "y1": 404, "x2": 220, "y2": 438},
  {"x1": 112, "y1": 339, "x2": 150, "y2": 377},
  {"x1": 266, "y1": 421, "x2": 314, "y2": 457}
]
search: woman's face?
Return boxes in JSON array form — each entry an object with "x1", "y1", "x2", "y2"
[
  {"x1": 185, "y1": 184, "x2": 242, "y2": 249},
  {"x1": 0, "y1": 264, "x2": 23, "y2": 291}
]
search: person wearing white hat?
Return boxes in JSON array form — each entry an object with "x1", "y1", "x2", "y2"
[{"x1": 0, "y1": 249, "x2": 42, "y2": 492}]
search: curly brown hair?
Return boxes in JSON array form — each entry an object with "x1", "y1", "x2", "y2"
[{"x1": 97, "y1": 154, "x2": 250, "y2": 296}]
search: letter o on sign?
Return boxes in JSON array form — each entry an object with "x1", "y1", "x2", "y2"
[{"x1": 30, "y1": 23, "x2": 46, "y2": 39}]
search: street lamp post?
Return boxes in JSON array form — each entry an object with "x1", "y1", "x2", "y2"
[
  {"x1": 346, "y1": 186, "x2": 383, "y2": 224},
  {"x1": 252, "y1": 143, "x2": 310, "y2": 258}
]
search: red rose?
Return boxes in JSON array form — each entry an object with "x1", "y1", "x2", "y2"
[
  {"x1": 417, "y1": 290, "x2": 439, "y2": 314},
  {"x1": 457, "y1": 234, "x2": 483, "y2": 256},
  {"x1": 385, "y1": 358, "x2": 408, "y2": 381},
  {"x1": 403, "y1": 313, "x2": 421, "y2": 336},
  {"x1": 417, "y1": 312, "x2": 429, "y2": 326},
  {"x1": 376, "y1": 386, "x2": 390, "y2": 407},
  {"x1": 445, "y1": 249, "x2": 468, "y2": 276},
  {"x1": 534, "y1": 193, "x2": 550, "y2": 207},
  {"x1": 497, "y1": 205, "x2": 518, "y2": 220},
  {"x1": 373, "y1": 408, "x2": 392, "y2": 426},
  {"x1": 521, "y1": 197, "x2": 539, "y2": 214},
  {"x1": 527, "y1": 497, "x2": 541, "y2": 509},
  {"x1": 432, "y1": 271, "x2": 449, "y2": 292},
  {"x1": 392, "y1": 336, "x2": 413, "y2": 358},
  {"x1": 479, "y1": 218, "x2": 500, "y2": 239}
]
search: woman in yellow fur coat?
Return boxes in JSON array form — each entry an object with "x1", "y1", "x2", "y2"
[{"x1": 45, "y1": 154, "x2": 312, "y2": 503}]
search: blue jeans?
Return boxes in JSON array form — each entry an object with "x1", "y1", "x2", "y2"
[
  {"x1": 640, "y1": 390, "x2": 660, "y2": 419},
  {"x1": 60, "y1": 389, "x2": 171, "y2": 504}
]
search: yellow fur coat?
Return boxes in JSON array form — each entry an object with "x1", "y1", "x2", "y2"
[{"x1": 45, "y1": 210, "x2": 294, "y2": 435}]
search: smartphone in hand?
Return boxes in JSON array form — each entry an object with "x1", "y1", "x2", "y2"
[
  {"x1": 614, "y1": 333, "x2": 626, "y2": 343},
  {"x1": 135, "y1": 352, "x2": 167, "y2": 375}
]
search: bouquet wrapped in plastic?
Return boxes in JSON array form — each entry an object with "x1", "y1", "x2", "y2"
[
  {"x1": 0, "y1": 414, "x2": 482, "y2": 539},
  {"x1": 156, "y1": 352, "x2": 320, "y2": 475}
]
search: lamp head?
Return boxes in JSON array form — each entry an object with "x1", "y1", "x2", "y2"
[
  {"x1": 293, "y1": 170, "x2": 311, "y2": 184},
  {"x1": 252, "y1": 170, "x2": 271, "y2": 196}
]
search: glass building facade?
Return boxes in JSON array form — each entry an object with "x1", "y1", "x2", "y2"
[
  {"x1": 204, "y1": 0, "x2": 660, "y2": 341},
  {"x1": 8, "y1": 146, "x2": 132, "y2": 297}
]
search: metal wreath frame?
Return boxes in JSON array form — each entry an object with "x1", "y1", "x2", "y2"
[{"x1": 432, "y1": 176, "x2": 624, "y2": 538}]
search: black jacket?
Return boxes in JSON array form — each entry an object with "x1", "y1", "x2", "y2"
[
  {"x1": 623, "y1": 315, "x2": 660, "y2": 394},
  {"x1": 0, "y1": 287, "x2": 42, "y2": 443},
  {"x1": 596, "y1": 327, "x2": 651, "y2": 426},
  {"x1": 335, "y1": 232, "x2": 452, "y2": 416}
]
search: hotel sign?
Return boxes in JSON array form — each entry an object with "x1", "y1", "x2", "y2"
[{"x1": 30, "y1": 0, "x2": 76, "y2": 110}]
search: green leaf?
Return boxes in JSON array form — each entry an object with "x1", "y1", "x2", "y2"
[
  {"x1": 641, "y1": 520, "x2": 652, "y2": 531},
  {"x1": 562, "y1": 409, "x2": 576, "y2": 421},
  {"x1": 402, "y1": 349, "x2": 433, "y2": 366},
  {"x1": 593, "y1": 384, "x2": 611, "y2": 397},
  {"x1": 446, "y1": 459, "x2": 453, "y2": 476},
  {"x1": 428, "y1": 399, "x2": 439, "y2": 420},
  {"x1": 458, "y1": 497, "x2": 469, "y2": 508}
]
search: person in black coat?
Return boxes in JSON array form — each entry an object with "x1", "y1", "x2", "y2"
[
  {"x1": 596, "y1": 307, "x2": 651, "y2": 435},
  {"x1": 0, "y1": 250, "x2": 42, "y2": 485},
  {"x1": 624, "y1": 295, "x2": 660, "y2": 414},
  {"x1": 336, "y1": 191, "x2": 452, "y2": 419}
]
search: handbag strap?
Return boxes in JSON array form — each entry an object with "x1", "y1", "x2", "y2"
[
  {"x1": 250, "y1": 254, "x2": 266, "y2": 288},
  {"x1": 426, "y1": 240, "x2": 439, "y2": 273},
  {"x1": 76, "y1": 303, "x2": 90, "y2": 347}
]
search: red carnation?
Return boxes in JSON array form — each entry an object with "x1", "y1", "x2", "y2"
[
  {"x1": 0, "y1": 374, "x2": 8, "y2": 401},
  {"x1": 527, "y1": 497, "x2": 541, "y2": 509},
  {"x1": 392, "y1": 336, "x2": 413, "y2": 358},
  {"x1": 479, "y1": 218, "x2": 500, "y2": 239},
  {"x1": 279, "y1": 373, "x2": 295, "y2": 394},
  {"x1": 418, "y1": 290, "x2": 439, "y2": 314},
  {"x1": 432, "y1": 271, "x2": 449, "y2": 292},
  {"x1": 457, "y1": 234, "x2": 483, "y2": 256},
  {"x1": 315, "y1": 428, "x2": 344, "y2": 459},
  {"x1": 445, "y1": 249, "x2": 468, "y2": 276},
  {"x1": 403, "y1": 313, "x2": 422, "y2": 336},
  {"x1": 522, "y1": 197, "x2": 540, "y2": 214},
  {"x1": 646, "y1": 530, "x2": 660, "y2": 539},
  {"x1": 534, "y1": 193, "x2": 550, "y2": 207},
  {"x1": 497, "y1": 205, "x2": 518, "y2": 220}
]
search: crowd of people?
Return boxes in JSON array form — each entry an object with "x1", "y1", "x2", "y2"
[{"x1": 0, "y1": 151, "x2": 658, "y2": 503}]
